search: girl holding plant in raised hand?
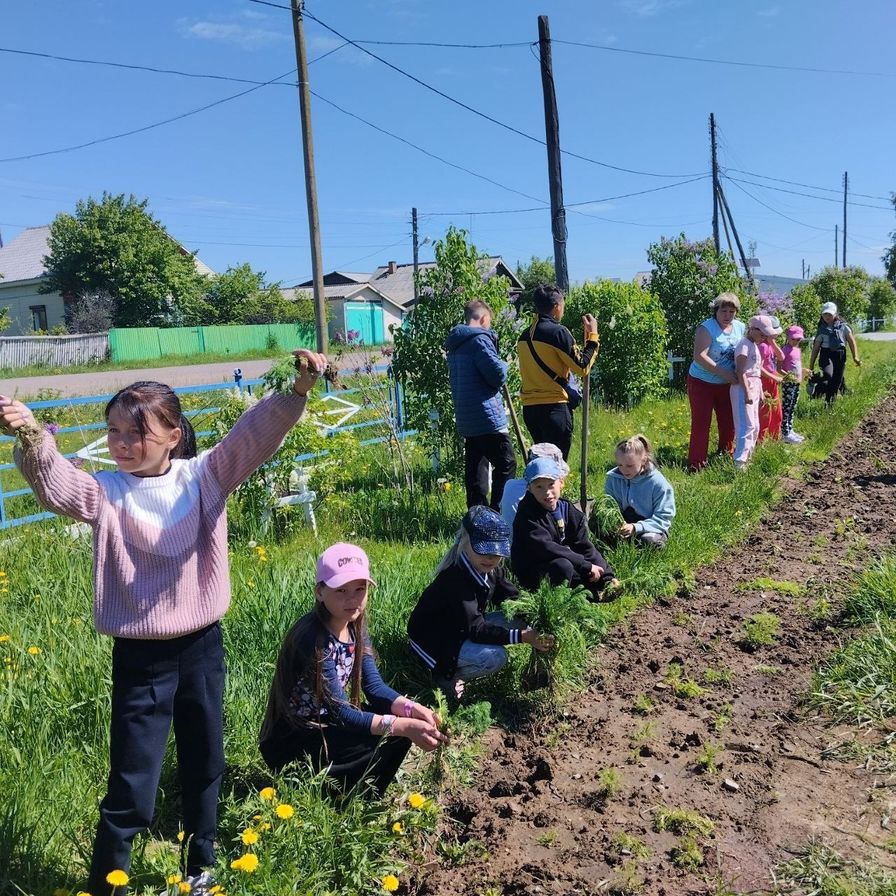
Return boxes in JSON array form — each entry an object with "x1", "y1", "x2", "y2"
[
  {"x1": 0, "y1": 348, "x2": 327, "y2": 896},
  {"x1": 260, "y1": 543, "x2": 446, "y2": 795}
]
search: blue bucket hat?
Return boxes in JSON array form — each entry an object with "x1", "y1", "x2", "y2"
[
  {"x1": 462, "y1": 506, "x2": 511, "y2": 557},
  {"x1": 524, "y1": 457, "x2": 564, "y2": 484}
]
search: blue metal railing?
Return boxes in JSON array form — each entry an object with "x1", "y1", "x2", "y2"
[{"x1": 0, "y1": 374, "x2": 412, "y2": 530}]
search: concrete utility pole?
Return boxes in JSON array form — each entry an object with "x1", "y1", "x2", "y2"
[
  {"x1": 537, "y1": 15, "x2": 569, "y2": 294},
  {"x1": 842, "y1": 171, "x2": 848, "y2": 269},
  {"x1": 290, "y1": 0, "x2": 328, "y2": 352},
  {"x1": 710, "y1": 113, "x2": 720, "y2": 254}
]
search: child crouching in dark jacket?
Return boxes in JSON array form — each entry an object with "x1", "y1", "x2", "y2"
[
  {"x1": 407, "y1": 506, "x2": 554, "y2": 698},
  {"x1": 512, "y1": 458, "x2": 618, "y2": 602}
]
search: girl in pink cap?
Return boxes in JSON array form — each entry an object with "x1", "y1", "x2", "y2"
[
  {"x1": 260, "y1": 543, "x2": 446, "y2": 796},
  {"x1": 780, "y1": 325, "x2": 808, "y2": 443}
]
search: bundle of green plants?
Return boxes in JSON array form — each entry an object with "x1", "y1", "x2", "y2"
[
  {"x1": 588, "y1": 494, "x2": 625, "y2": 543},
  {"x1": 502, "y1": 582, "x2": 608, "y2": 699},
  {"x1": 842, "y1": 554, "x2": 896, "y2": 624},
  {"x1": 423, "y1": 689, "x2": 493, "y2": 790}
]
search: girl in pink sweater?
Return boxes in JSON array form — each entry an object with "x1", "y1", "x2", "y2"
[{"x1": 0, "y1": 348, "x2": 327, "y2": 896}]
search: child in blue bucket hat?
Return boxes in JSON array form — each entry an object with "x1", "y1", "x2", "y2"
[{"x1": 407, "y1": 506, "x2": 555, "y2": 698}]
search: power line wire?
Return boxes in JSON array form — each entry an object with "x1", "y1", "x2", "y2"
[
  {"x1": 725, "y1": 176, "x2": 891, "y2": 211},
  {"x1": 722, "y1": 176, "x2": 829, "y2": 232},
  {"x1": 296, "y1": 7, "x2": 705, "y2": 179},
  {"x1": 552, "y1": 38, "x2": 896, "y2": 79},
  {"x1": 724, "y1": 167, "x2": 891, "y2": 203},
  {"x1": 424, "y1": 174, "x2": 708, "y2": 217}
]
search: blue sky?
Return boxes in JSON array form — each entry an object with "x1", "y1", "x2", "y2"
[{"x1": 2, "y1": 0, "x2": 894, "y2": 287}]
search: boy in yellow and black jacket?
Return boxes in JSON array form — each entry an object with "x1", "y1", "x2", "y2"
[{"x1": 517, "y1": 284, "x2": 599, "y2": 460}]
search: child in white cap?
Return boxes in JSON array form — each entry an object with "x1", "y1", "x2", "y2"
[
  {"x1": 511, "y1": 458, "x2": 618, "y2": 601},
  {"x1": 260, "y1": 543, "x2": 446, "y2": 796},
  {"x1": 809, "y1": 302, "x2": 861, "y2": 405}
]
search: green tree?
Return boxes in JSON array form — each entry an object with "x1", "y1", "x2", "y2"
[
  {"x1": 867, "y1": 277, "x2": 896, "y2": 330},
  {"x1": 392, "y1": 226, "x2": 522, "y2": 473},
  {"x1": 42, "y1": 193, "x2": 207, "y2": 328},
  {"x1": 883, "y1": 193, "x2": 896, "y2": 287},
  {"x1": 515, "y1": 256, "x2": 556, "y2": 311},
  {"x1": 789, "y1": 282, "x2": 821, "y2": 336},
  {"x1": 809, "y1": 266, "x2": 872, "y2": 326},
  {"x1": 565, "y1": 280, "x2": 669, "y2": 408},
  {"x1": 198, "y1": 263, "x2": 266, "y2": 325},
  {"x1": 645, "y1": 235, "x2": 747, "y2": 388}
]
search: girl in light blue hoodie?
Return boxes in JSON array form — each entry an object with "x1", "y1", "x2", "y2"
[{"x1": 604, "y1": 434, "x2": 676, "y2": 548}]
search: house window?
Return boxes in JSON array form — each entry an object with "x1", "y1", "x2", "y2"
[{"x1": 30, "y1": 305, "x2": 48, "y2": 332}]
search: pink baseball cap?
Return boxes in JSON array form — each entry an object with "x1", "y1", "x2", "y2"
[
  {"x1": 786, "y1": 325, "x2": 804, "y2": 339},
  {"x1": 316, "y1": 542, "x2": 376, "y2": 588}
]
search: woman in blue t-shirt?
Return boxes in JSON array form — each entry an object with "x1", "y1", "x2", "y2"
[{"x1": 687, "y1": 292, "x2": 746, "y2": 471}]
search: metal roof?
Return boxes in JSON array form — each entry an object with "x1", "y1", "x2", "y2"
[{"x1": 0, "y1": 226, "x2": 51, "y2": 283}]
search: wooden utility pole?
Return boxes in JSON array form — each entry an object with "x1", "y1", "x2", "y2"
[
  {"x1": 537, "y1": 15, "x2": 568, "y2": 294},
  {"x1": 716, "y1": 183, "x2": 755, "y2": 288},
  {"x1": 290, "y1": 0, "x2": 328, "y2": 352},
  {"x1": 842, "y1": 171, "x2": 848, "y2": 268},
  {"x1": 710, "y1": 113, "x2": 720, "y2": 253},
  {"x1": 412, "y1": 207, "x2": 419, "y2": 304},
  {"x1": 802, "y1": 258, "x2": 806, "y2": 279}
]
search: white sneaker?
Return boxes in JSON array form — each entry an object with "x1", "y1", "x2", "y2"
[
  {"x1": 792, "y1": 432, "x2": 805, "y2": 442},
  {"x1": 783, "y1": 433, "x2": 801, "y2": 444},
  {"x1": 186, "y1": 872, "x2": 216, "y2": 896}
]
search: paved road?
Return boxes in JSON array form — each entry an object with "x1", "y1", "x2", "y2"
[{"x1": 0, "y1": 350, "x2": 377, "y2": 399}]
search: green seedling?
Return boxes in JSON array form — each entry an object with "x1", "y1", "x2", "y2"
[
  {"x1": 741, "y1": 612, "x2": 781, "y2": 648},
  {"x1": 738, "y1": 578, "x2": 804, "y2": 596},
  {"x1": 712, "y1": 704, "x2": 733, "y2": 732},
  {"x1": 596, "y1": 767, "x2": 623, "y2": 800},
  {"x1": 610, "y1": 831, "x2": 651, "y2": 860},
  {"x1": 632, "y1": 694, "x2": 654, "y2": 715},
  {"x1": 694, "y1": 742, "x2": 723, "y2": 774},
  {"x1": 653, "y1": 806, "x2": 715, "y2": 837},
  {"x1": 671, "y1": 835, "x2": 705, "y2": 870},
  {"x1": 664, "y1": 662, "x2": 706, "y2": 698},
  {"x1": 702, "y1": 666, "x2": 733, "y2": 685}
]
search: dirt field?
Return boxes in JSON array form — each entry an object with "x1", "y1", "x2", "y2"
[{"x1": 415, "y1": 395, "x2": 896, "y2": 895}]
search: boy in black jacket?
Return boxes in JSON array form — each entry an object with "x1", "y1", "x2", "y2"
[
  {"x1": 512, "y1": 458, "x2": 618, "y2": 602},
  {"x1": 408, "y1": 506, "x2": 555, "y2": 697}
]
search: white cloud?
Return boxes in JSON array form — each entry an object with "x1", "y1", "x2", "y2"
[
  {"x1": 618, "y1": 0, "x2": 689, "y2": 16},
  {"x1": 178, "y1": 18, "x2": 288, "y2": 51}
]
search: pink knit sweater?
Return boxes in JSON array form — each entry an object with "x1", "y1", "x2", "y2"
[{"x1": 15, "y1": 392, "x2": 307, "y2": 639}]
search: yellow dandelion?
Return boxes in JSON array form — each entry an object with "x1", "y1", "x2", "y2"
[
  {"x1": 27, "y1": 646, "x2": 41, "y2": 656},
  {"x1": 241, "y1": 828, "x2": 259, "y2": 845},
  {"x1": 275, "y1": 803, "x2": 295, "y2": 820},
  {"x1": 167, "y1": 874, "x2": 182, "y2": 885},
  {"x1": 176, "y1": 830, "x2": 185, "y2": 843},
  {"x1": 382, "y1": 874, "x2": 400, "y2": 892},
  {"x1": 259, "y1": 786, "x2": 276, "y2": 801},
  {"x1": 0, "y1": 570, "x2": 6, "y2": 577},
  {"x1": 178, "y1": 883, "x2": 192, "y2": 894},
  {"x1": 252, "y1": 814, "x2": 262, "y2": 821},
  {"x1": 76, "y1": 892, "x2": 92, "y2": 896},
  {"x1": 247, "y1": 579, "x2": 256, "y2": 588},
  {"x1": 208, "y1": 887, "x2": 224, "y2": 895},
  {"x1": 392, "y1": 822, "x2": 403, "y2": 834},
  {"x1": 230, "y1": 852, "x2": 260, "y2": 873},
  {"x1": 0, "y1": 635, "x2": 10, "y2": 643},
  {"x1": 259, "y1": 821, "x2": 271, "y2": 832},
  {"x1": 105, "y1": 871, "x2": 129, "y2": 888},
  {"x1": 408, "y1": 792, "x2": 425, "y2": 810}
]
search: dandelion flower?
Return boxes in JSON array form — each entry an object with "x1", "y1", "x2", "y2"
[
  {"x1": 208, "y1": 887, "x2": 223, "y2": 895},
  {"x1": 392, "y1": 822, "x2": 403, "y2": 834},
  {"x1": 259, "y1": 786, "x2": 276, "y2": 801},
  {"x1": 382, "y1": 874, "x2": 400, "y2": 892},
  {"x1": 230, "y1": 852, "x2": 260, "y2": 873},
  {"x1": 177, "y1": 830, "x2": 185, "y2": 843},
  {"x1": 0, "y1": 635, "x2": 10, "y2": 643},
  {"x1": 408, "y1": 792, "x2": 425, "y2": 810},
  {"x1": 105, "y1": 871, "x2": 129, "y2": 888},
  {"x1": 178, "y1": 883, "x2": 192, "y2": 894},
  {"x1": 241, "y1": 828, "x2": 259, "y2": 845},
  {"x1": 259, "y1": 822, "x2": 271, "y2": 832},
  {"x1": 275, "y1": 803, "x2": 295, "y2": 819},
  {"x1": 167, "y1": 874, "x2": 182, "y2": 885},
  {"x1": 28, "y1": 646, "x2": 41, "y2": 656}
]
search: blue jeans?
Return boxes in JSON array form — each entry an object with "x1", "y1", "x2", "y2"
[{"x1": 454, "y1": 612, "x2": 510, "y2": 680}]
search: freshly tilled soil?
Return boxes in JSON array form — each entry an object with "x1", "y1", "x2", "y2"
[{"x1": 414, "y1": 394, "x2": 896, "y2": 896}]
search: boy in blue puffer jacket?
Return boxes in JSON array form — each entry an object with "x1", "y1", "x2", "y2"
[
  {"x1": 446, "y1": 300, "x2": 517, "y2": 510},
  {"x1": 604, "y1": 434, "x2": 676, "y2": 548}
]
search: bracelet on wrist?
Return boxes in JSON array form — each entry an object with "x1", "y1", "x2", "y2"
[{"x1": 402, "y1": 699, "x2": 415, "y2": 718}]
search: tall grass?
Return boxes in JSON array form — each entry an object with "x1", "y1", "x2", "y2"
[{"x1": 1, "y1": 343, "x2": 894, "y2": 894}]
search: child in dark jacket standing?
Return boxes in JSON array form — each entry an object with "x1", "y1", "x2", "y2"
[
  {"x1": 604, "y1": 434, "x2": 675, "y2": 548},
  {"x1": 512, "y1": 458, "x2": 618, "y2": 601},
  {"x1": 260, "y1": 543, "x2": 445, "y2": 796},
  {"x1": 407, "y1": 507, "x2": 555, "y2": 698}
]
